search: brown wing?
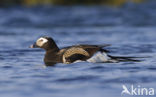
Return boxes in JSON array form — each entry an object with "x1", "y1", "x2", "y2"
[
  {"x1": 73, "y1": 44, "x2": 110, "y2": 56},
  {"x1": 61, "y1": 44, "x2": 110, "y2": 64},
  {"x1": 62, "y1": 47, "x2": 90, "y2": 64},
  {"x1": 62, "y1": 44, "x2": 110, "y2": 53},
  {"x1": 76, "y1": 44, "x2": 110, "y2": 48},
  {"x1": 63, "y1": 47, "x2": 90, "y2": 58}
]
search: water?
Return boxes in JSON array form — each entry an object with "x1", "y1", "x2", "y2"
[{"x1": 1, "y1": 1, "x2": 156, "y2": 97}]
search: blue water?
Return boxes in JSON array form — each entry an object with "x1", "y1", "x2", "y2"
[{"x1": 1, "y1": 1, "x2": 156, "y2": 97}]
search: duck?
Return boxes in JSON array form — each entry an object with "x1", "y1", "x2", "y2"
[{"x1": 30, "y1": 36, "x2": 140, "y2": 66}]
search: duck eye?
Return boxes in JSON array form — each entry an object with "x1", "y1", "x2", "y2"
[{"x1": 40, "y1": 39, "x2": 43, "y2": 42}]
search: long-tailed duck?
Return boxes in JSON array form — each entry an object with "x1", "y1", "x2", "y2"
[{"x1": 30, "y1": 36, "x2": 139, "y2": 66}]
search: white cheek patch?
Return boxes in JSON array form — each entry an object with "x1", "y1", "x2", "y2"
[{"x1": 36, "y1": 37, "x2": 48, "y2": 47}]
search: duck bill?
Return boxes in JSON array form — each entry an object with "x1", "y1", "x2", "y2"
[{"x1": 29, "y1": 43, "x2": 39, "y2": 48}]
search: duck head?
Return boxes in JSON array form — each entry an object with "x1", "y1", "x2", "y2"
[{"x1": 30, "y1": 36, "x2": 59, "y2": 51}]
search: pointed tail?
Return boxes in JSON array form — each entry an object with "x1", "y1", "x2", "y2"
[
  {"x1": 108, "y1": 55, "x2": 146, "y2": 62},
  {"x1": 99, "y1": 48, "x2": 148, "y2": 62}
]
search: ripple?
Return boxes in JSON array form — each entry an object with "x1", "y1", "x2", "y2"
[
  {"x1": 1, "y1": 65, "x2": 13, "y2": 69},
  {"x1": 147, "y1": 67, "x2": 156, "y2": 70},
  {"x1": 55, "y1": 75, "x2": 99, "y2": 82}
]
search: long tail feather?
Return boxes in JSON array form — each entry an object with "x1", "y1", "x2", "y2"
[{"x1": 108, "y1": 55, "x2": 146, "y2": 62}]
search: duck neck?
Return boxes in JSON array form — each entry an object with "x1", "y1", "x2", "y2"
[
  {"x1": 44, "y1": 38, "x2": 60, "y2": 52},
  {"x1": 46, "y1": 48, "x2": 59, "y2": 53},
  {"x1": 45, "y1": 44, "x2": 59, "y2": 53}
]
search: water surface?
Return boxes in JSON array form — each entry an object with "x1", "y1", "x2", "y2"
[{"x1": 0, "y1": 1, "x2": 156, "y2": 97}]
